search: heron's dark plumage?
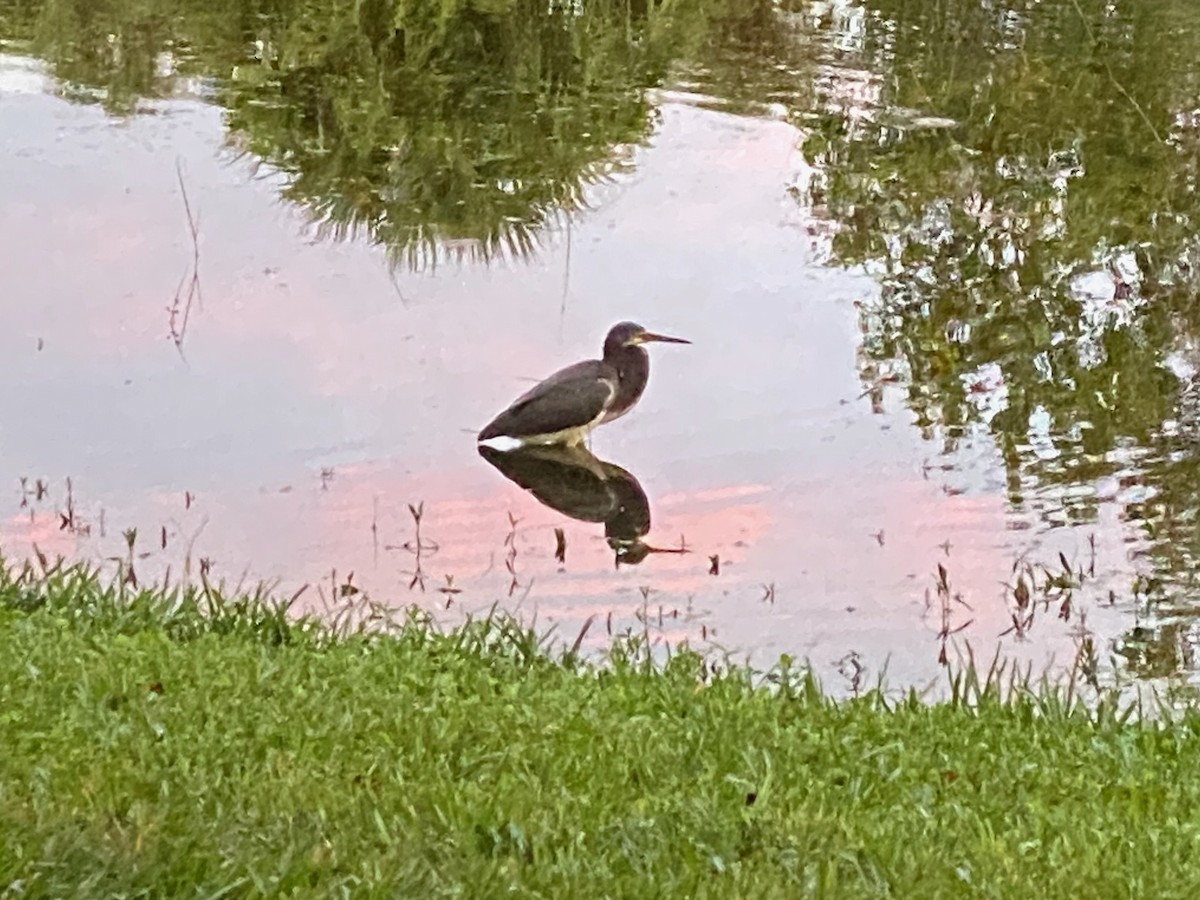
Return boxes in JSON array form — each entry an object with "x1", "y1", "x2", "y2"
[
  {"x1": 478, "y1": 321, "x2": 688, "y2": 446},
  {"x1": 477, "y1": 361, "x2": 616, "y2": 442},
  {"x1": 477, "y1": 443, "x2": 640, "y2": 526},
  {"x1": 478, "y1": 442, "x2": 654, "y2": 564}
]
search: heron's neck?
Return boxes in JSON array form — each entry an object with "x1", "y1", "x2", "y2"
[{"x1": 609, "y1": 345, "x2": 650, "y2": 403}]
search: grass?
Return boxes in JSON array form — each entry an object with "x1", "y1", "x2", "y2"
[{"x1": 3, "y1": 559, "x2": 1200, "y2": 898}]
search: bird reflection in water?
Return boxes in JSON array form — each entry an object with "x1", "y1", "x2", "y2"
[{"x1": 478, "y1": 444, "x2": 686, "y2": 567}]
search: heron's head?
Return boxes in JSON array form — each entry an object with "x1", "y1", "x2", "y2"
[{"x1": 604, "y1": 321, "x2": 691, "y2": 355}]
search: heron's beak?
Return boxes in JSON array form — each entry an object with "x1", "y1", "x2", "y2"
[{"x1": 636, "y1": 331, "x2": 691, "y2": 345}]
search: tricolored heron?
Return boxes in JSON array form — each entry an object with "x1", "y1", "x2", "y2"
[
  {"x1": 478, "y1": 443, "x2": 687, "y2": 566},
  {"x1": 477, "y1": 321, "x2": 690, "y2": 447}
]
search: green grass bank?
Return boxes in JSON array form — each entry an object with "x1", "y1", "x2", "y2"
[{"x1": 2, "y1": 560, "x2": 1200, "y2": 898}]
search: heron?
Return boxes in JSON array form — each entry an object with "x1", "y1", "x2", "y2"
[
  {"x1": 477, "y1": 321, "x2": 690, "y2": 447},
  {"x1": 478, "y1": 442, "x2": 687, "y2": 566}
]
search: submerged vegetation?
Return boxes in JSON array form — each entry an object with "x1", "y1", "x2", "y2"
[{"x1": 4, "y1": 559, "x2": 1200, "y2": 896}]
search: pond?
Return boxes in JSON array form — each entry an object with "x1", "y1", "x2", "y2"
[{"x1": 2, "y1": 0, "x2": 1200, "y2": 694}]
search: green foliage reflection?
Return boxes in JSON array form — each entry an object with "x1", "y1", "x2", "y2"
[
  {"x1": 803, "y1": 0, "x2": 1200, "y2": 607},
  {"x1": 217, "y1": 0, "x2": 668, "y2": 268},
  {"x1": 0, "y1": 0, "x2": 767, "y2": 266}
]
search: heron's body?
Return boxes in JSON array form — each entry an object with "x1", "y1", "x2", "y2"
[
  {"x1": 478, "y1": 443, "x2": 645, "y2": 528},
  {"x1": 478, "y1": 442, "x2": 683, "y2": 566},
  {"x1": 478, "y1": 322, "x2": 688, "y2": 447}
]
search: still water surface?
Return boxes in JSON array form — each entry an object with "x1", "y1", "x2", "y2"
[{"x1": 3, "y1": 0, "x2": 1200, "y2": 692}]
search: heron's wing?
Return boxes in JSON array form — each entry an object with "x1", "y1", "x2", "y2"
[
  {"x1": 478, "y1": 444, "x2": 618, "y2": 522},
  {"x1": 479, "y1": 360, "x2": 615, "y2": 440}
]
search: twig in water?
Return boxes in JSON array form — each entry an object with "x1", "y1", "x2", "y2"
[
  {"x1": 388, "y1": 501, "x2": 438, "y2": 591},
  {"x1": 387, "y1": 264, "x2": 409, "y2": 306},
  {"x1": 167, "y1": 158, "x2": 203, "y2": 357},
  {"x1": 929, "y1": 563, "x2": 973, "y2": 665},
  {"x1": 836, "y1": 650, "x2": 865, "y2": 697},
  {"x1": 503, "y1": 511, "x2": 521, "y2": 597},
  {"x1": 371, "y1": 496, "x2": 380, "y2": 564}
]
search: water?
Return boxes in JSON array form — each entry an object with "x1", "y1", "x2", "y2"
[{"x1": 2, "y1": 0, "x2": 1199, "y2": 693}]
